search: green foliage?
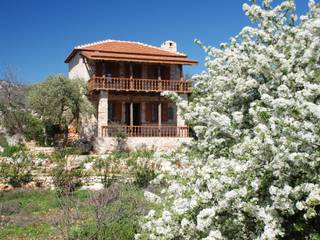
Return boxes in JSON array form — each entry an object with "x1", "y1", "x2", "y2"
[
  {"x1": 0, "y1": 150, "x2": 33, "y2": 187},
  {"x1": 132, "y1": 162, "x2": 157, "y2": 188},
  {"x1": 0, "y1": 133, "x2": 8, "y2": 147},
  {"x1": 128, "y1": 148, "x2": 157, "y2": 188},
  {"x1": 27, "y1": 75, "x2": 94, "y2": 145},
  {"x1": 50, "y1": 149, "x2": 84, "y2": 195},
  {"x1": 23, "y1": 112, "x2": 47, "y2": 145},
  {"x1": 70, "y1": 184, "x2": 151, "y2": 240},
  {"x1": 110, "y1": 122, "x2": 128, "y2": 151},
  {"x1": 0, "y1": 144, "x2": 26, "y2": 157}
]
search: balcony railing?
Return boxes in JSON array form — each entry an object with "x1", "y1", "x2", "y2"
[
  {"x1": 89, "y1": 76, "x2": 192, "y2": 93},
  {"x1": 101, "y1": 125, "x2": 189, "y2": 137}
]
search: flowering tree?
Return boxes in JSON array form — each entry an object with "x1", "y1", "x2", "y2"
[{"x1": 137, "y1": 1, "x2": 320, "y2": 239}]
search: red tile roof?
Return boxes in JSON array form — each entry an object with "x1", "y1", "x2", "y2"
[{"x1": 65, "y1": 40, "x2": 198, "y2": 65}]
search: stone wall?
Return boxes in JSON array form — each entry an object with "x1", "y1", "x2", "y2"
[{"x1": 94, "y1": 137, "x2": 191, "y2": 154}]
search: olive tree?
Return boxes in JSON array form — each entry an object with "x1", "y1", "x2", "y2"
[{"x1": 27, "y1": 75, "x2": 94, "y2": 146}]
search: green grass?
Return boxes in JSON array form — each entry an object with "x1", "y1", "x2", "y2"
[
  {"x1": 0, "y1": 223, "x2": 53, "y2": 239},
  {"x1": 0, "y1": 189, "x2": 58, "y2": 213},
  {"x1": 0, "y1": 184, "x2": 153, "y2": 240},
  {"x1": 0, "y1": 189, "x2": 92, "y2": 239}
]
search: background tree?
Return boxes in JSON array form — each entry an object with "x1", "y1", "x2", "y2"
[
  {"x1": 138, "y1": 1, "x2": 320, "y2": 239},
  {"x1": 27, "y1": 75, "x2": 94, "y2": 146},
  {"x1": 0, "y1": 66, "x2": 45, "y2": 144}
]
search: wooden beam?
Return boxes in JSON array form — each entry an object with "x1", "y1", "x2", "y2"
[{"x1": 108, "y1": 94, "x2": 172, "y2": 103}]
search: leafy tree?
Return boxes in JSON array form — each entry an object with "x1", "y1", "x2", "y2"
[
  {"x1": 27, "y1": 75, "x2": 94, "y2": 146},
  {"x1": 0, "y1": 67, "x2": 46, "y2": 144},
  {"x1": 138, "y1": 1, "x2": 320, "y2": 239},
  {"x1": 0, "y1": 67, "x2": 26, "y2": 136}
]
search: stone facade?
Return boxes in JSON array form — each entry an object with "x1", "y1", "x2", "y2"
[
  {"x1": 94, "y1": 137, "x2": 191, "y2": 154},
  {"x1": 97, "y1": 91, "x2": 108, "y2": 137}
]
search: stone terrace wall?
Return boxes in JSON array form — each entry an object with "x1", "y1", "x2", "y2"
[{"x1": 94, "y1": 137, "x2": 191, "y2": 154}]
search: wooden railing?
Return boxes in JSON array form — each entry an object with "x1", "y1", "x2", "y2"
[
  {"x1": 101, "y1": 125, "x2": 189, "y2": 137},
  {"x1": 88, "y1": 77, "x2": 192, "y2": 93}
]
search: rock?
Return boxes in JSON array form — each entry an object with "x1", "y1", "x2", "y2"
[
  {"x1": 84, "y1": 162, "x2": 94, "y2": 171},
  {"x1": 81, "y1": 183, "x2": 104, "y2": 191},
  {"x1": 6, "y1": 133, "x2": 24, "y2": 145},
  {"x1": 24, "y1": 182, "x2": 37, "y2": 189},
  {"x1": 0, "y1": 184, "x2": 13, "y2": 191},
  {"x1": 67, "y1": 155, "x2": 88, "y2": 169}
]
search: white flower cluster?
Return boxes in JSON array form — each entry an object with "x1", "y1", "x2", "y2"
[{"x1": 137, "y1": 0, "x2": 320, "y2": 239}]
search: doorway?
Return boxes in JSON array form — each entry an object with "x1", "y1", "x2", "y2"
[{"x1": 125, "y1": 103, "x2": 141, "y2": 126}]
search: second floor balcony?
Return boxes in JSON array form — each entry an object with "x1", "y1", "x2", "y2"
[{"x1": 88, "y1": 76, "x2": 192, "y2": 93}]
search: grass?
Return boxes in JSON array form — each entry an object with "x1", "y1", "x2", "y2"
[
  {"x1": 0, "y1": 189, "x2": 91, "y2": 239},
  {"x1": 0, "y1": 184, "x2": 153, "y2": 240}
]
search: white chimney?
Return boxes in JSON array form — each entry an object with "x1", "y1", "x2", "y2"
[{"x1": 161, "y1": 40, "x2": 177, "y2": 52}]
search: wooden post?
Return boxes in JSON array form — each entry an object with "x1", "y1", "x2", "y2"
[
  {"x1": 121, "y1": 102, "x2": 126, "y2": 123},
  {"x1": 158, "y1": 102, "x2": 161, "y2": 136},
  {"x1": 130, "y1": 63, "x2": 133, "y2": 89},
  {"x1": 157, "y1": 65, "x2": 161, "y2": 80},
  {"x1": 157, "y1": 65, "x2": 162, "y2": 91},
  {"x1": 130, "y1": 102, "x2": 133, "y2": 126},
  {"x1": 102, "y1": 62, "x2": 106, "y2": 78}
]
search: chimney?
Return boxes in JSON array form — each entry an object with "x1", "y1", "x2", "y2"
[{"x1": 161, "y1": 40, "x2": 177, "y2": 52}]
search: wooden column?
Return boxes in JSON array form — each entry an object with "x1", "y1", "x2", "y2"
[
  {"x1": 130, "y1": 63, "x2": 133, "y2": 89},
  {"x1": 157, "y1": 65, "x2": 162, "y2": 91},
  {"x1": 102, "y1": 62, "x2": 106, "y2": 78},
  {"x1": 130, "y1": 102, "x2": 133, "y2": 126},
  {"x1": 130, "y1": 63, "x2": 133, "y2": 79},
  {"x1": 157, "y1": 65, "x2": 161, "y2": 80},
  {"x1": 158, "y1": 102, "x2": 162, "y2": 137},
  {"x1": 121, "y1": 102, "x2": 126, "y2": 123},
  {"x1": 158, "y1": 102, "x2": 162, "y2": 126}
]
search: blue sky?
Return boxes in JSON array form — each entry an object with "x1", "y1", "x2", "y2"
[{"x1": 0, "y1": 0, "x2": 309, "y2": 84}]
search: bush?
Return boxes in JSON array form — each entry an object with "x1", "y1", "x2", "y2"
[
  {"x1": 0, "y1": 151, "x2": 33, "y2": 187},
  {"x1": 23, "y1": 113, "x2": 46, "y2": 146},
  {"x1": 0, "y1": 144, "x2": 26, "y2": 157},
  {"x1": 110, "y1": 122, "x2": 128, "y2": 151},
  {"x1": 70, "y1": 139, "x2": 93, "y2": 155},
  {"x1": 0, "y1": 133, "x2": 8, "y2": 147},
  {"x1": 93, "y1": 154, "x2": 121, "y2": 188},
  {"x1": 0, "y1": 200, "x2": 21, "y2": 215},
  {"x1": 50, "y1": 149, "x2": 84, "y2": 195},
  {"x1": 70, "y1": 184, "x2": 150, "y2": 240},
  {"x1": 132, "y1": 162, "x2": 157, "y2": 188}
]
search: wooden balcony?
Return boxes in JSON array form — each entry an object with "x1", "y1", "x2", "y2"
[
  {"x1": 88, "y1": 76, "x2": 192, "y2": 93},
  {"x1": 101, "y1": 125, "x2": 189, "y2": 137}
]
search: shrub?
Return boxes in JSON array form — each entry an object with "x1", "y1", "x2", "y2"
[
  {"x1": 93, "y1": 154, "x2": 121, "y2": 188},
  {"x1": 0, "y1": 133, "x2": 8, "y2": 147},
  {"x1": 0, "y1": 200, "x2": 21, "y2": 215},
  {"x1": 0, "y1": 151, "x2": 33, "y2": 187},
  {"x1": 0, "y1": 144, "x2": 26, "y2": 157},
  {"x1": 132, "y1": 161, "x2": 157, "y2": 188},
  {"x1": 110, "y1": 122, "x2": 128, "y2": 151},
  {"x1": 70, "y1": 184, "x2": 150, "y2": 240},
  {"x1": 50, "y1": 149, "x2": 84, "y2": 195}
]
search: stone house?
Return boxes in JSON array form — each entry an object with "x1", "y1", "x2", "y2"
[{"x1": 65, "y1": 39, "x2": 197, "y2": 152}]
